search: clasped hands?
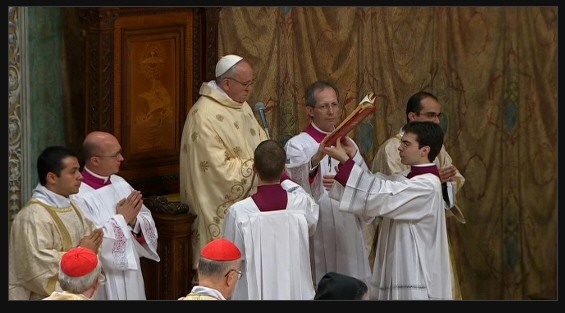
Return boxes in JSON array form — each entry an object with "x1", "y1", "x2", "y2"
[
  {"x1": 79, "y1": 228, "x2": 103, "y2": 253},
  {"x1": 116, "y1": 190, "x2": 143, "y2": 227}
]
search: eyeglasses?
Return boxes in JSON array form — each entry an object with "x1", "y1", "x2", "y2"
[
  {"x1": 94, "y1": 151, "x2": 122, "y2": 159},
  {"x1": 400, "y1": 139, "x2": 423, "y2": 149},
  {"x1": 416, "y1": 111, "x2": 443, "y2": 119},
  {"x1": 98, "y1": 272, "x2": 106, "y2": 285},
  {"x1": 400, "y1": 140, "x2": 414, "y2": 148},
  {"x1": 400, "y1": 139, "x2": 427, "y2": 150},
  {"x1": 226, "y1": 77, "x2": 256, "y2": 89},
  {"x1": 313, "y1": 103, "x2": 342, "y2": 112},
  {"x1": 224, "y1": 269, "x2": 243, "y2": 280}
]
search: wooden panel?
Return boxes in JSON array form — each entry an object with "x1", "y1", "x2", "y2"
[
  {"x1": 80, "y1": 7, "x2": 212, "y2": 196},
  {"x1": 113, "y1": 11, "x2": 193, "y2": 196}
]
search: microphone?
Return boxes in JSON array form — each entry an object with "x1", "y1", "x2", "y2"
[{"x1": 255, "y1": 102, "x2": 270, "y2": 139}]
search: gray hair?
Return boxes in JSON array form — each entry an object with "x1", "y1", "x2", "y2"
[
  {"x1": 58, "y1": 259, "x2": 102, "y2": 294},
  {"x1": 198, "y1": 257, "x2": 242, "y2": 279},
  {"x1": 305, "y1": 80, "x2": 340, "y2": 107}
]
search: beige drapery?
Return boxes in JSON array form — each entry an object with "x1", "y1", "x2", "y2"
[{"x1": 218, "y1": 7, "x2": 557, "y2": 300}]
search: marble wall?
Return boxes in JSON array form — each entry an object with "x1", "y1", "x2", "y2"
[{"x1": 8, "y1": 7, "x2": 65, "y2": 220}]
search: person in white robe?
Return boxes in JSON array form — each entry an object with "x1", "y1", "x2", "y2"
[
  {"x1": 179, "y1": 54, "x2": 268, "y2": 271},
  {"x1": 369, "y1": 91, "x2": 465, "y2": 298},
  {"x1": 325, "y1": 121, "x2": 454, "y2": 300},
  {"x1": 9, "y1": 146, "x2": 103, "y2": 300},
  {"x1": 223, "y1": 140, "x2": 319, "y2": 300},
  {"x1": 284, "y1": 81, "x2": 371, "y2": 287},
  {"x1": 71, "y1": 131, "x2": 159, "y2": 300}
]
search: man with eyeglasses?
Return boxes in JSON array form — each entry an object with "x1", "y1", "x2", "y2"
[
  {"x1": 9, "y1": 146, "x2": 103, "y2": 300},
  {"x1": 180, "y1": 54, "x2": 268, "y2": 282},
  {"x1": 284, "y1": 80, "x2": 371, "y2": 289},
  {"x1": 178, "y1": 239, "x2": 243, "y2": 300},
  {"x1": 44, "y1": 247, "x2": 105, "y2": 300},
  {"x1": 324, "y1": 121, "x2": 454, "y2": 300},
  {"x1": 71, "y1": 131, "x2": 160, "y2": 300},
  {"x1": 368, "y1": 91, "x2": 466, "y2": 299}
]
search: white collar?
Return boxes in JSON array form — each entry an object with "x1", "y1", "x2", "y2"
[
  {"x1": 32, "y1": 184, "x2": 72, "y2": 208},
  {"x1": 190, "y1": 285, "x2": 226, "y2": 300},
  {"x1": 310, "y1": 122, "x2": 334, "y2": 134},
  {"x1": 207, "y1": 80, "x2": 230, "y2": 98}
]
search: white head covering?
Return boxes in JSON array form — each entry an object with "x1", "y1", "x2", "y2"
[{"x1": 215, "y1": 54, "x2": 243, "y2": 78}]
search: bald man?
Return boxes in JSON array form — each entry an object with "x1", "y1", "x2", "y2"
[{"x1": 71, "y1": 131, "x2": 160, "y2": 300}]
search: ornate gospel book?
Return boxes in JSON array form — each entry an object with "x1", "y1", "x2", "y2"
[{"x1": 323, "y1": 92, "x2": 377, "y2": 147}]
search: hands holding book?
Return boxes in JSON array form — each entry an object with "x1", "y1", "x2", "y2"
[
  {"x1": 323, "y1": 136, "x2": 357, "y2": 164},
  {"x1": 323, "y1": 93, "x2": 377, "y2": 147},
  {"x1": 310, "y1": 144, "x2": 326, "y2": 170}
]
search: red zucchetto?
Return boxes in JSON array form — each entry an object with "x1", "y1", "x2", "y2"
[
  {"x1": 201, "y1": 239, "x2": 241, "y2": 261},
  {"x1": 60, "y1": 247, "x2": 98, "y2": 277}
]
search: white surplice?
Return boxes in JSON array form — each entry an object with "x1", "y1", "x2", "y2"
[
  {"x1": 284, "y1": 127, "x2": 371, "y2": 287},
  {"x1": 371, "y1": 128, "x2": 466, "y2": 221},
  {"x1": 223, "y1": 179, "x2": 319, "y2": 300},
  {"x1": 71, "y1": 175, "x2": 160, "y2": 300},
  {"x1": 369, "y1": 127, "x2": 466, "y2": 299},
  {"x1": 329, "y1": 164, "x2": 453, "y2": 300}
]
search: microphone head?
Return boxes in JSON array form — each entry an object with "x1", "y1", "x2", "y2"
[{"x1": 255, "y1": 102, "x2": 266, "y2": 111}]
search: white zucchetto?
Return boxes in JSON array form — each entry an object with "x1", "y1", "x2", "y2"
[{"x1": 215, "y1": 54, "x2": 244, "y2": 78}]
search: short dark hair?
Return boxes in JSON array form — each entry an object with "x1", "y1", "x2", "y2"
[
  {"x1": 314, "y1": 272, "x2": 368, "y2": 300},
  {"x1": 402, "y1": 121, "x2": 444, "y2": 162},
  {"x1": 405, "y1": 91, "x2": 439, "y2": 123},
  {"x1": 37, "y1": 146, "x2": 78, "y2": 185},
  {"x1": 254, "y1": 140, "x2": 286, "y2": 181},
  {"x1": 305, "y1": 80, "x2": 339, "y2": 107}
]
